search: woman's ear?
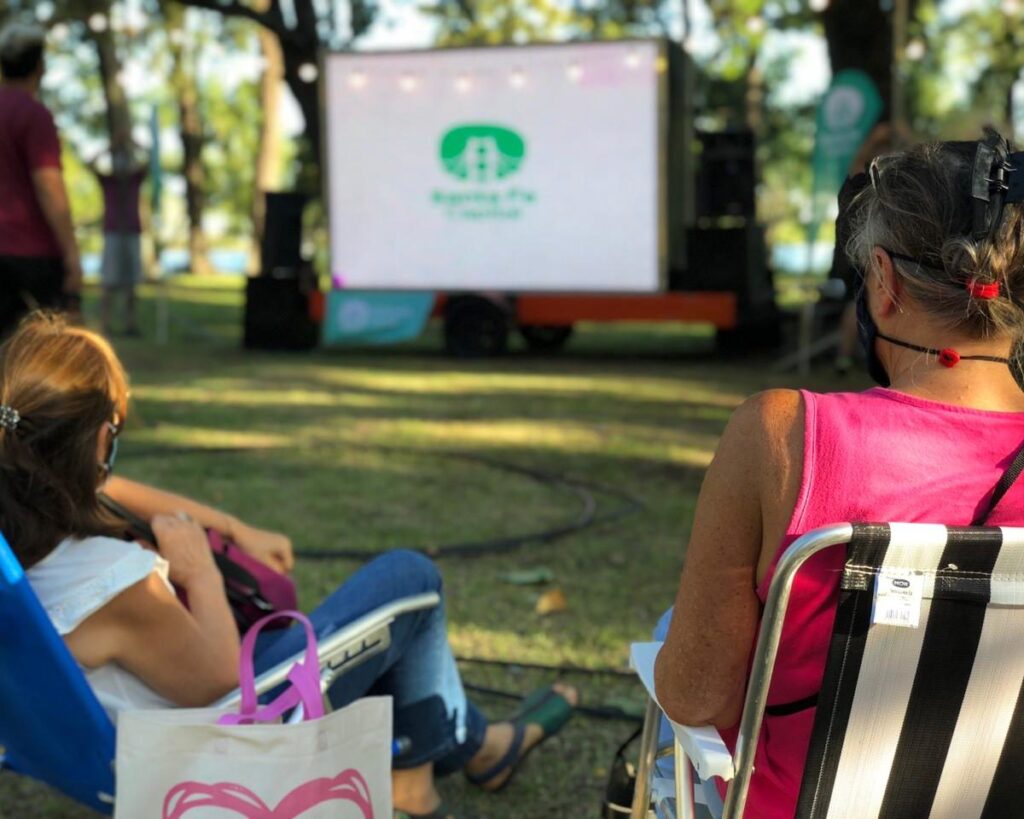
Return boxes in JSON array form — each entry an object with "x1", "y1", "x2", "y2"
[{"x1": 871, "y1": 247, "x2": 904, "y2": 316}]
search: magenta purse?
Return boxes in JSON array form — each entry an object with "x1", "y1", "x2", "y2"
[{"x1": 98, "y1": 493, "x2": 299, "y2": 634}]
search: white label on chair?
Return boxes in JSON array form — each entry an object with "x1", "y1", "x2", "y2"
[{"x1": 872, "y1": 569, "x2": 923, "y2": 628}]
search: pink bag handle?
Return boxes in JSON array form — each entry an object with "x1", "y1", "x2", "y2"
[{"x1": 218, "y1": 610, "x2": 324, "y2": 726}]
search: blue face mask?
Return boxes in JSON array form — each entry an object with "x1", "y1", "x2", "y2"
[
  {"x1": 856, "y1": 281, "x2": 891, "y2": 387},
  {"x1": 99, "y1": 420, "x2": 120, "y2": 477}
]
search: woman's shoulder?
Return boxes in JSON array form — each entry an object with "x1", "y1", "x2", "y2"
[
  {"x1": 727, "y1": 389, "x2": 804, "y2": 447},
  {"x1": 26, "y1": 535, "x2": 167, "y2": 636}
]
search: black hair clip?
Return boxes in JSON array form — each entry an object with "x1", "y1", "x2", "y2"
[{"x1": 971, "y1": 128, "x2": 1024, "y2": 240}]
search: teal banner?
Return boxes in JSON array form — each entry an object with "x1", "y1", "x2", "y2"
[
  {"x1": 808, "y1": 69, "x2": 884, "y2": 245},
  {"x1": 322, "y1": 291, "x2": 435, "y2": 346}
]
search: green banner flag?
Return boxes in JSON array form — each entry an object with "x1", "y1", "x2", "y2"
[
  {"x1": 149, "y1": 105, "x2": 162, "y2": 215},
  {"x1": 807, "y1": 69, "x2": 883, "y2": 245}
]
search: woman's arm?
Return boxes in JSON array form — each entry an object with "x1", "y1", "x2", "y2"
[
  {"x1": 653, "y1": 389, "x2": 803, "y2": 728},
  {"x1": 65, "y1": 516, "x2": 241, "y2": 706},
  {"x1": 103, "y1": 475, "x2": 294, "y2": 572}
]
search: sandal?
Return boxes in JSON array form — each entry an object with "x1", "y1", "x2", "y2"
[{"x1": 465, "y1": 684, "x2": 576, "y2": 792}]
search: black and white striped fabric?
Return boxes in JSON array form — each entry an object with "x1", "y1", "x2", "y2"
[{"x1": 795, "y1": 522, "x2": 1024, "y2": 819}]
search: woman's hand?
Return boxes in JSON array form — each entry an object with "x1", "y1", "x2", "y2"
[
  {"x1": 231, "y1": 521, "x2": 294, "y2": 574},
  {"x1": 152, "y1": 513, "x2": 219, "y2": 588}
]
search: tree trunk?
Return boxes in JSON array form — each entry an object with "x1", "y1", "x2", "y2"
[
  {"x1": 821, "y1": 0, "x2": 894, "y2": 118},
  {"x1": 250, "y1": 1, "x2": 285, "y2": 273},
  {"x1": 85, "y1": 0, "x2": 132, "y2": 154},
  {"x1": 167, "y1": 11, "x2": 213, "y2": 276}
]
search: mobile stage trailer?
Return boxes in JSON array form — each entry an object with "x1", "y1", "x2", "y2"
[{"x1": 321, "y1": 39, "x2": 776, "y2": 355}]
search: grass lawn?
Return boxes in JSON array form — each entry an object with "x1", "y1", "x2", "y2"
[{"x1": 0, "y1": 278, "x2": 864, "y2": 818}]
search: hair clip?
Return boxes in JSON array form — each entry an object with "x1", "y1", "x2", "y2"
[
  {"x1": 966, "y1": 278, "x2": 1000, "y2": 299},
  {"x1": 0, "y1": 405, "x2": 20, "y2": 431}
]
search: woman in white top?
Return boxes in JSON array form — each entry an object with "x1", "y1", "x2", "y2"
[{"x1": 0, "y1": 313, "x2": 576, "y2": 819}]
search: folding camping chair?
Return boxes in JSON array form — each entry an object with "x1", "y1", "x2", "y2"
[
  {"x1": 630, "y1": 522, "x2": 1024, "y2": 819},
  {"x1": 0, "y1": 530, "x2": 440, "y2": 815}
]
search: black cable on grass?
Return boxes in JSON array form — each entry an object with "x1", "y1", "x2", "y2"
[
  {"x1": 125, "y1": 443, "x2": 645, "y2": 560},
  {"x1": 462, "y1": 683, "x2": 642, "y2": 723},
  {"x1": 455, "y1": 655, "x2": 636, "y2": 679}
]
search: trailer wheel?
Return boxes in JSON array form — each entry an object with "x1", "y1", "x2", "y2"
[
  {"x1": 444, "y1": 296, "x2": 510, "y2": 358},
  {"x1": 519, "y1": 325, "x2": 574, "y2": 352}
]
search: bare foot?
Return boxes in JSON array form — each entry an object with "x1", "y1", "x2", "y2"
[
  {"x1": 392, "y1": 763, "x2": 443, "y2": 816},
  {"x1": 464, "y1": 682, "x2": 579, "y2": 792}
]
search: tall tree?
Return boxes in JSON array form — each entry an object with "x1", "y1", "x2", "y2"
[
  {"x1": 164, "y1": 4, "x2": 213, "y2": 274},
  {"x1": 158, "y1": 0, "x2": 378, "y2": 185}
]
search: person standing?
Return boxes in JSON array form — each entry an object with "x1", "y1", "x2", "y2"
[
  {"x1": 88, "y1": 136, "x2": 147, "y2": 336},
  {"x1": 0, "y1": 23, "x2": 83, "y2": 337}
]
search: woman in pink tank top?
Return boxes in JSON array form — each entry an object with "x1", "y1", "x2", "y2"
[{"x1": 654, "y1": 133, "x2": 1024, "y2": 817}]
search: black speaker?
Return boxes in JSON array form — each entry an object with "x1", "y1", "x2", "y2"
[
  {"x1": 696, "y1": 130, "x2": 756, "y2": 218},
  {"x1": 260, "y1": 192, "x2": 307, "y2": 276},
  {"x1": 673, "y1": 225, "x2": 774, "y2": 312},
  {"x1": 243, "y1": 268, "x2": 320, "y2": 350}
]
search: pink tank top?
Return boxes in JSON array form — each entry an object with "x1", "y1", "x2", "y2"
[{"x1": 721, "y1": 387, "x2": 1024, "y2": 817}]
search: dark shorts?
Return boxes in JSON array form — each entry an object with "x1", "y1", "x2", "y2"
[{"x1": 0, "y1": 255, "x2": 65, "y2": 339}]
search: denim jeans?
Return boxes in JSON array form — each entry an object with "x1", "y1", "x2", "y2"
[{"x1": 250, "y1": 550, "x2": 488, "y2": 771}]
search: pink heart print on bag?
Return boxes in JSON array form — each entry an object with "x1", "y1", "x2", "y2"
[{"x1": 162, "y1": 769, "x2": 374, "y2": 819}]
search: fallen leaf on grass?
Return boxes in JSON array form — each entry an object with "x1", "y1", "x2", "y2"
[
  {"x1": 535, "y1": 587, "x2": 568, "y2": 615},
  {"x1": 500, "y1": 567, "x2": 555, "y2": 585}
]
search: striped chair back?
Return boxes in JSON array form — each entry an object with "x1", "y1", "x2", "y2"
[{"x1": 795, "y1": 522, "x2": 1024, "y2": 818}]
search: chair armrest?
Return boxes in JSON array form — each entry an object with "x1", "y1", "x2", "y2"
[
  {"x1": 213, "y1": 591, "x2": 441, "y2": 710},
  {"x1": 630, "y1": 641, "x2": 735, "y2": 783}
]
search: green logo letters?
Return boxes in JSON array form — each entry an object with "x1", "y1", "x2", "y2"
[{"x1": 439, "y1": 125, "x2": 526, "y2": 183}]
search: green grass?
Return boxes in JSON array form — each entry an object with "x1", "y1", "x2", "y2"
[{"x1": 0, "y1": 279, "x2": 866, "y2": 818}]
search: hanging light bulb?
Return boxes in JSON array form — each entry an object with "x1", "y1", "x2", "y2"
[
  {"x1": 905, "y1": 39, "x2": 926, "y2": 61},
  {"x1": 298, "y1": 63, "x2": 319, "y2": 83},
  {"x1": 809, "y1": 0, "x2": 829, "y2": 10},
  {"x1": 88, "y1": 13, "x2": 108, "y2": 32},
  {"x1": 509, "y1": 68, "x2": 527, "y2": 89},
  {"x1": 566, "y1": 62, "x2": 583, "y2": 83},
  {"x1": 348, "y1": 70, "x2": 368, "y2": 90},
  {"x1": 745, "y1": 15, "x2": 766, "y2": 34}
]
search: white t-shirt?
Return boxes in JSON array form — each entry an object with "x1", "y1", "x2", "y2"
[{"x1": 26, "y1": 535, "x2": 176, "y2": 722}]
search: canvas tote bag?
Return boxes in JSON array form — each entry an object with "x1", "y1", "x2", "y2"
[{"x1": 115, "y1": 611, "x2": 392, "y2": 819}]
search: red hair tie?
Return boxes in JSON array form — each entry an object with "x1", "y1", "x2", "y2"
[{"x1": 966, "y1": 279, "x2": 1000, "y2": 299}]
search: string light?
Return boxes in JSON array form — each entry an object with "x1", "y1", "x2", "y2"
[
  {"x1": 399, "y1": 73, "x2": 419, "y2": 92},
  {"x1": 566, "y1": 62, "x2": 583, "y2": 83},
  {"x1": 298, "y1": 62, "x2": 319, "y2": 83},
  {"x1": 746, "y1": 15, "x2": 766, "y2": 34},
  {"x1": 88, "y1": 13, "x2": 108, "y2": 32},
  {"x1": 347, "y1": 70, "x2": 367, "y2": 90},
  {"x1": 809, "y1": 0, "x2": 829, "y2": 10},
  {"x1": 509, "y1": 68, "x2": 527, "y2": 89},
  {"x1": 905, "y1": 39, "x2": 926, "y2": 61}
]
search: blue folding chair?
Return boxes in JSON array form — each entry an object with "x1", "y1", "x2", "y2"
[
  {"x1": 0, "y1": 531, "x2": 116, "y2": 813},
  {"x1": 0, "y1": 530, "x2": 440, "y2": 815}
]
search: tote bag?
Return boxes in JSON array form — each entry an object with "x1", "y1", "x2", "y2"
[{"x1": 115, "y1": 611, "x2": 392, "y2": 819}]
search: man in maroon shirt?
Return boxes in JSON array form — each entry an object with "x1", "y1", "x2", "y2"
[
  {"x1": 0, "y1": 23, "x2": 83, "y2": 337},
  {"x1": 88, "y1": 137, "x2": 147, "y2": 336}
]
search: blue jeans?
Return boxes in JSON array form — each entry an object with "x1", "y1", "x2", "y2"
[{"x1": 250, "y1": 550, "x2": 488, "y2": 771}]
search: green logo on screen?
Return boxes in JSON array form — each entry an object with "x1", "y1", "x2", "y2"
[{"x1": 439, "y1": 125, "x2": 526, "y2": 183}]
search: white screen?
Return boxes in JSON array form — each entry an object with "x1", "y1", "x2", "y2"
[{"x1": 324, "y1": 41, "x2": 664, "y2": 293}]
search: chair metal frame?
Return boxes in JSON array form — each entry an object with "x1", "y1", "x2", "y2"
[
  {"x1": 0, "y1": 529, "x2": 439, "y2": 815},
  {"x1": 630, "y1": 523, "x2": 854, "y2": 819}
]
